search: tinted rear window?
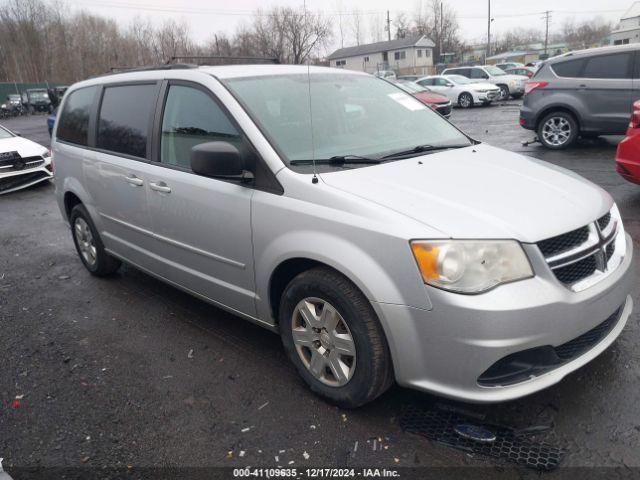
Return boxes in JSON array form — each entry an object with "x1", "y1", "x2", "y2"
[
  {"x1": 97, "y1": 84, "x2": 157, "y2": 158},
  {"x1": 57, "y1": 86, "x2": 97, "y2": 145},
  {"x1": 583, "y1": 52, "x2": 633, "y2": 79},
  {"x1": 551, "y1": 58, "x2": 585, "y2": 78}
]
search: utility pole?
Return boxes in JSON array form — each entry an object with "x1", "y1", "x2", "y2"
[
  {"x1": 386, "y1": 10, "x2": 391, "y2": 42},
  {"x1": 543, "y1": 11, "x2": 552, "y2": 56},
  {"x1": 439, "y1": 1, "x2": 444, "y2": 63},
  {"x1": 486, "y1": 0, "x2": 491, "y2": 60}
]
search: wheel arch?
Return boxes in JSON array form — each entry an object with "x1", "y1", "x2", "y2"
[{"x1": 534, "y1": 105, "x2": 581, "y2": 131}]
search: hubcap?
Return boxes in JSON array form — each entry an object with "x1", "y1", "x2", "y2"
[
  {"x1": 291, "y1": 297, "x2": 356, "y2": 387},
  {"x1": 499, "y1": 86, "x2": 508, "y2": 100},
  {"x1": 542, "y1": 117, "x2": 571, "y2": 146},
  {"x1": 460, "y1": 94, "x2": 471, "y2": 108},
  {"x1": 74, "y1": 217, "x2": 97, "y2": 267}
]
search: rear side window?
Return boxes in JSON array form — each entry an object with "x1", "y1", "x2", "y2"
[
  {"x1": 97, "y1": 84, "x2": 157, "y2": 158},
  {"x1": 583, "y1": 53, "x2": 633, "y2": 79},
  {"x1": 470, "y1": 68, "x2": 488, "y2": 79},
  {"x1": 552, "y1": 58, "x2": 585, "y2": 78},
  {"x1": 57, "y1": 86, "x2": 97, "y2": 146},
  {"x1": 160, "y1": 85, "x2": 241, "y2": 169},
  {"x1": 417, "y1": 78, "x2": 434, "y2": 86}
]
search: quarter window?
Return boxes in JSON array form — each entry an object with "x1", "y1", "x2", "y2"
[
  {"x1": 57, "y1": 86, "x2": 97, "y2": 146},
  {"x1": 160, "y1": 85, "x2": 241, "y2": 170},
  {"x1": 552, "y1": 58, "x2": 585, "y2": 77},
  {"x1": 97, "y1": 84, "x2": 157, "y2": 158}
]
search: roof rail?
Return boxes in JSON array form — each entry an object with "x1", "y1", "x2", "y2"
[
  {"x1": 108, "y1": 64, "x2": 198, "y2": 74},
  {"x1": 165, "y1": 55, "x2": 280, "y2": 65}
]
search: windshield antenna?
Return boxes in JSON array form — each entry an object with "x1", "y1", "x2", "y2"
[{"x1": 304, "y1": 10, "x2": 318, "y2": 183}]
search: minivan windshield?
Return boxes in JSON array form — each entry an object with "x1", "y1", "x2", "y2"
[{"x1": 223, "y1": 73, "x2": 471, "y2": 167}]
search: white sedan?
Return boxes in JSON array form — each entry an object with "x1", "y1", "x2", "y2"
[
  {"x1": 416, "y1": 75, "x2": 501, "y2": 108},
  {"x1": 0, "y1": 125, "x2": 52, "y2": 194}
]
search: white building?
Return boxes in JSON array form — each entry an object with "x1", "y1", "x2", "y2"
[
  {"x1": 327, "y1": 36, "x2": 436, "y2": 75},
  {"x1": 611, "y1": 2, "x2": 640, "y2": 45}
]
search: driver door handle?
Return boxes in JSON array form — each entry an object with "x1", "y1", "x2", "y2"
[{"x1": 149, "y1": 181, "x2": 171, "y2": 194}]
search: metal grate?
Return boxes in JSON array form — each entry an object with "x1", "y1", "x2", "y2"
[
  {"x1": 597, "y1": 212, "x2": 611, "y2": 231},
  {"x1": 537, "y1": 226, "x2": 589, "y2": 257},
  {"x1": 400, "y1": 405, "x2": 564, "y2": 471},
  {"x1": 555, "y1": 307, "x2": 620, "y2": 360},
  {"x1": 553, "y1": 254, "x2": 597, "y2": 284}
]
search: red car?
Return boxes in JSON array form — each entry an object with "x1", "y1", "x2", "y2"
[
  {"x1": 616, "y1": 100, "x2": 640, "y2": 185},
  {"x1": 393, "y1": 80, "x2": 452, "y2": 118}
]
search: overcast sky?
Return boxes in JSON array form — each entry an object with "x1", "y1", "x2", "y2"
[{"x1": 71, "y1": 0, "x2": 633, "y2": 51}]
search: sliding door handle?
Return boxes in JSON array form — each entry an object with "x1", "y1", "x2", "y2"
[{"x1": 124, "y1": 175, "x2": 143, "y2": 186}]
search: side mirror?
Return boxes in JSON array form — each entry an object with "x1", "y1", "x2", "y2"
[{"x1": 190, "y1": 141, "x2": 251, "y2": 182}]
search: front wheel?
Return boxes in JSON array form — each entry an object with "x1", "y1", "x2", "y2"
[
  {"x1": 458, "y1": 92, "x2": 474, "y2": 109},
  {"x1": 537, "y1": 111, "x2": 578, "y2": 149},
  {"x1": 498, "y1": 85, "x2": 510, "y2": 101},
  {"x1": 279, "y1": 267, "x2": 393, "y2": 408}
]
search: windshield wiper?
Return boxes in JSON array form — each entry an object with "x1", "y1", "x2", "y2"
[
  {"x1": 290, "y1": 155, "x2": 382, "y2": 165},
  {"x1": 381, "y1": 144, "x2": 469, "y2": 159}
]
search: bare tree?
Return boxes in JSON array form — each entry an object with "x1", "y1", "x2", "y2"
[
  {"x1": 413, "y1": 0, "x2": 461, "y2": 61},
  {"x1": 350, "y1": 8, "x2": 365, "y2": 46},
  {"x1": 561, "y1": 17, "x2": 611, "y2": 50}
]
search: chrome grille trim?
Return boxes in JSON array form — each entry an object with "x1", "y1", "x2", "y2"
[{"x1": 537, "y1": 208, "x2": 625, "y2": 292}]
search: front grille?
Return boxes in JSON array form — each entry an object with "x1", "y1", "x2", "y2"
[
  {"x1": 553, "y1": 255, "x2": 597, "y2": 284},
  {"x1": 555, "y1": 307, "x2": 621, "y2": 360},
  {"x1": 0, "y1": 171, "x2": 50, "y2": 192},
  {"x1": 606, "y1": 242, "x2": 615, "y2": 261},
  {"x1": 0, "y1": 155, "x2": 45, "y2": 172},
  {"x1": 597, "y1": 212, "x2": 611, "y2": 231},
  {"x1": 537, "y1": 226, "x2": 589, "y2": 257}
]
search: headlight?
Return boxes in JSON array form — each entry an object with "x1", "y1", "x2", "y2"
[
  {"x1": 410, "y1": 240, "x2": 533, "y2": 293},
  {"x1": 1, "y1": 104, "x2": 5, "y2": 109},
  {"x1": 43, "y1": 149, "x2": 51, "y2": 158}
]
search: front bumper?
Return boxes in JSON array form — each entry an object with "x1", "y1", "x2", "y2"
[
  {"x1": 0, "y1": 159, "x2": 53, "y2": 194},
  {"x1": 475, "y1": 91, "x2": 500, "y2": 103},
  {"x1": 377, "y1": 233, "x2": 634, "y2": 403}
]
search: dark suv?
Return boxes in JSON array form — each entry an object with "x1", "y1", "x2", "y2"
[{"x1": 520, "y1": 45, "x2": 639, "y2": 149}]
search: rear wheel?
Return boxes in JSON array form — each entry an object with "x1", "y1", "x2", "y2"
[
  {"x1": 537, "y1": 111, "x2": 578, "y2": 149},
  {"x1": 279, "y1": 267, "x2": 393, "y2": 408},
  {"x1": 70, "y1": 204, "x2": 121, "y2": 276},
  {"x1": 458, "y1": 92, "x2": 474, "y2": 109}
]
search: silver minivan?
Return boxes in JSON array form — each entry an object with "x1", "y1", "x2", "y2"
[{"x1": 53, "y1": 65, "x2": 633, "y2": 407}]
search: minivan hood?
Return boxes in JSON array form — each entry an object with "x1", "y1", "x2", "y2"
[{"x1": 320, "y1": 144, "x2": 611, "y2": 242}]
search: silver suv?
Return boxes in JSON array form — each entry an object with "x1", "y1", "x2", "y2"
[
  {"x1": 441, "y1": 65, "x2": 527, "y2": 100},
  {"x1": 53, "y1": 65, "x2": 633, "y2": 407},
  {"x1": 520, "y1": 45, "x2": 639, "y2": 149}
]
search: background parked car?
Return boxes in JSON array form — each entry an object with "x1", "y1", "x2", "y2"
[
  {"x1": 441, "y1": 65, "x2": 527, "y2": 100},
  {"x1": 616, "y1": 100, "x2": 640, "y2": 185},
  {"x1": 392, "y1": 79, "x2": 452, "y2": 117},
  {"x1": 0, "y1": 124, "x2": 52, "y2": 194},
  {"x1": 520, "y1": 44, "x2": 638, "y2": 149},
  {"x1": 397, "y1": 75, "x2": 421, "y2": 81},
  {"x1": 505, "y1": 66, "x2": 536, "y2": 78},
  {"x1": 417, "y1": 74, "x2": 500, "y2": 108},
  {"x1": 24, "y1": 88, "x2": 53, "y2": 113},
  {"x1": 373, "y1": 70, "x2": 396, "y2": 80}
]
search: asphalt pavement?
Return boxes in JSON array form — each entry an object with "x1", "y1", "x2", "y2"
[{"x1": 1, "y1": 104, "x2": 639, "y2": 478}]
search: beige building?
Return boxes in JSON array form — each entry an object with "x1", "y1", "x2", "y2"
[{"x1": 327, "y1": 36, "x2": 436, "y2": 75}]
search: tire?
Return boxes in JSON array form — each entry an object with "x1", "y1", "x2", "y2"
[
  {"x1": 497, "y1": 85, "x2": 509, "y2": 101},
  {"x1": 279, "y1": 267, "x2": 393, "y2": 408},
  {"x1": 69, "y1": 204, "x2": 121, "y2": 276},
  {"x1": 511, "y1": 93, "x2": 523, "y2": 99},
  {"x1": 458, "y1": 92, "x2": 474, "y2": 109},
  {"x1": 537, "y1": 111, "x2": 579, "y2": 150}
]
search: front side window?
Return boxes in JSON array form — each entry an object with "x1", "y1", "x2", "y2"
[
  {"x1": 470, "y1": 68, "x2": 488, "y2": 79},
  {"x1": 223, "y1": 73, "x2": 470, "y2": 167},
  {"x1": 583, "y1": 53, "x2": 633, "y2": 79},
  {"x1": 160, "y1": 85, "x2": 241, "y2": 169},
  {"x1": 57, "y1": 86, "x2": 97, "y2": 146},
  {"x1": 97, "y1": 84, "x2": 157, "y2": 158}
]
